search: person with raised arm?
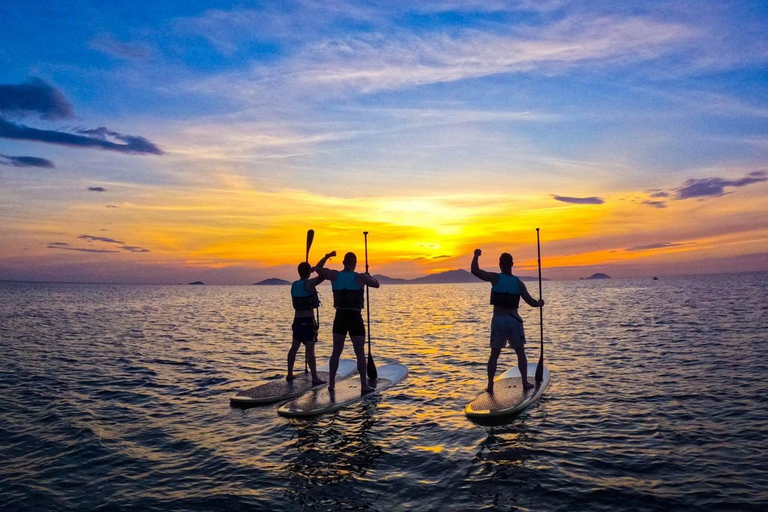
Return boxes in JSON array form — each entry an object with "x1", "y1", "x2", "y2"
[
  {"x1": 316, "y1": 251, "x2": 380, "y2": 394},
  {"x1": 287, "y1": 251, "x2": 336, "y2": 385},
  {"x1": 471, "y1": 249, "x2": 544, "y2": 394}
]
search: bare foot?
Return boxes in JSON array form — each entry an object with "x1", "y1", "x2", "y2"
[
  {"x1": 522, "y1": 380, "x2": 534, "y2": 391},
  {"x1": 361, "y1": 387, "x2": 375, "y2": 394},
  {"x1": 312, "y1": 379, "x2": 326, "y2": 386}
]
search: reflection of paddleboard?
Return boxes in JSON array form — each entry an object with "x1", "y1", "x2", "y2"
[
  {"x1": 230, "y1": 359, "x2": 357, "y2": 406},
  {"x1": 277, "y1": 363, "x2": 408, "y2": 417},
  {"x1": 465, "y1": 363, "x2": 550, "y2": 418}
]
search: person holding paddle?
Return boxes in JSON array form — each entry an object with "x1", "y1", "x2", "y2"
[
  {"x1": 316, "y1": 251, "x2": 380, "y2": 394},
  {"x1": 287, "y1": 251, "x2": 336, "y2": 385},
  {"x1": 471, "y1": 249, "x2": 544, "y2": 394}
]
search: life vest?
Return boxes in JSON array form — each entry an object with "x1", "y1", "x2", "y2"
[
  {"x1": 332, "y1": 270, "x2": 364, "y2": 310},
  {"x1": 490, "y1": 273, "x2": 521, "y2": 308},
  {"x1": 291, "y1": 279, "x2": 320, "y2": 310}
]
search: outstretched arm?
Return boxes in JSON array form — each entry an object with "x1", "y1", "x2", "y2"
[
  {"x1": 359, "y1": 272, "x2": 380, "y2": 288},
  {"x1": 519, "y1": 281, "x2": 544, "y2": 308},
  {"x1": 471, "y1": 249, "x2": 496, "y2": 283},
  {"x1": 315, "y1": 251, "x2": 338, "y2": 281}
]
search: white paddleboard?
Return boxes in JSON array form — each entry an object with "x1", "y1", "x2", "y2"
[
  {"x1": 277, "y1": 363, "x2": 408, "y2": 417},
  {"x1": 230, "y1": 359, "x2": 357, "y2": 406},
  {"x1": 465, "y1": 363, "x2": 550, "y2": 418}
]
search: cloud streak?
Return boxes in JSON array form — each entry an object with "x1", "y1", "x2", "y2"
[
  {"x1": 0, "y1": 154, "x2": 55, "y2": 168},
  {"x1": 0, "y1": 118, "x2": 163, "y2": 155},
  {"x1": 552, "y1": 195, "x2": 605, "y2": 205},
  {"x1": 627, "y1": 242, "x2": 692, "y2": 252},
  {"x1": 79, "y1": 235, "x2": 124, "y2": 244}
]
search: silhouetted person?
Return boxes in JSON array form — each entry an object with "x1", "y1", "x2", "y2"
[
  {"x1": 316, "y1": 252, "x2": 380, "y2": 394},
  {"x1": 471, "y1": 249, "x2": 544, "y2": 394},
  {"x1": 287, "y1": 251, "x2": 335, "y2": 385}
]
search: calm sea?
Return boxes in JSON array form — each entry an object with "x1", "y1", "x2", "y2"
[{"x1": 1, "y1": 274, "x2": 767, "y2": 512}]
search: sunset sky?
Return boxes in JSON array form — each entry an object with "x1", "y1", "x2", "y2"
[{"x1": 1, "y1": 1, "x2": 767, "y2": 283}]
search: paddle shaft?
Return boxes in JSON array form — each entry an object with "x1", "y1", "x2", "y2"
[
  {"x1": 535, "y1": 228, "x2": 544, "y2": 383},
  {"x1": 363, "y1": 231, "x2": 377, "y2": 380},
  {"x1": 304, "y1": 229, "x2": 314, "y2": 373}
]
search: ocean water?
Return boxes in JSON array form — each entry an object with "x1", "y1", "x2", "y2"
[{"x1": 1, "y1": 274, "x2": 767, "y2": 512}]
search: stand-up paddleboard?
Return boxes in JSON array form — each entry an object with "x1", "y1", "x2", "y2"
[
  {"x1": 230, "y1": 359, "x2": 357, "y2": 406},
  {"x1": 465, "y1": 363, "x2": 550, "y2": 418},
  {"x1": 277, "y1": 363, "x2": 408, "y2": 417}
]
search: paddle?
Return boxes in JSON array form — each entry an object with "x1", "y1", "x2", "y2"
[
  {"x1": 535, "y1": 228, "x2": 544, "y2": 384},
  {"x1": 363, "y1": 231, "x2": 378, "y2": 380},
  {"x1": 304, "y1": 229, "x2": 314, "y2": 373}
]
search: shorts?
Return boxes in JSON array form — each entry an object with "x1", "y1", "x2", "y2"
[
  {"x1": 490, "y1": 314, "x2": 526, "y2": 349},
  {"x1": 292, "y1": 317, "x2": 318, "y2": 344},
  {"x1": 332, "y1": 309, "x2": 365, "y2": 337}
]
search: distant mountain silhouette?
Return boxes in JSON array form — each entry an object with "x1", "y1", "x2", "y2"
[
  {"x1": 372, "y1": 269, "x2": 547, "y2": 284},
  {"x1": 583, "y1": 273, "x2": 611, "y2": 280},
  {"x1": 189, "y1": 281, "x2": 205, "y2": 285},
  {"x1": 254, "y1": 278, "x2": 290, "y2": 285}
]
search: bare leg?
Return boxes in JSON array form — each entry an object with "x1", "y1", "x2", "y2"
[
  {"x1": 351, "y1": 335, "x2": 375, "y2": 393},
  {"x1": 486, "y1": 347, "x2": 502, "y2": 393},
  {"x1": 306, "y1": 339, "x2": 324, "y2": 385},
  {"x1": 515, "y1": 346, "x2": 534, "y2": 390},
  {"x1": 328, "y1": 333, "x2": 345, "y2": 391},
  {"x1": 286, "y1": 338, "x2": 302, "y2": 380}
]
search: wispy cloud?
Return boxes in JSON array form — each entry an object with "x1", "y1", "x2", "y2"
[
  {"x1": 552, "y1": 195, "x2": 605, "y2": 205},
  {"x1": 627, "y1": 242, "x2": 693, "y2": 252},
  {"x1": 47, "y1": 245, "x2": 119, "y2": 253},
  {"x1": 90, "y1": 34, "x2": 154, "y2": 62},
  {"x1": 79, "y1": 235, "x2": 124, "y2": 244},
  {"x1": 88, "y1": 187, "x2": 107, "y2": 192},
  {"x1": 120, "y1": 245, "x2": 150, "y2": 253},
  {"x1": 0, "y1": 154, "x2": 55, "y2": 168}
]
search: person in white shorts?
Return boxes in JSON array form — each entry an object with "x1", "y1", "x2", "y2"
[{"x1": 471, "y1": 249, "x2": 544, "y2": 394}]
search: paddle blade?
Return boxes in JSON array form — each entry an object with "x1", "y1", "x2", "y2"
[
  {"x1": 305, "y1": 229, "x2": 315, "y2": 262},
  {"x1": 367, "y1": 353, "x2": 378, "y2": 380},
  {"x1": 535, "y1": 354, "x2": 544, "y2": 383}
]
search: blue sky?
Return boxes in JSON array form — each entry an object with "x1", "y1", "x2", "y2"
[{"x1": 1, "y1": 0, "x2": 767, "y2": 283}]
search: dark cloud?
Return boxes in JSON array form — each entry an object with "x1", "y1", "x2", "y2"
[
  {"x1": 0, "y1": 118, "x2": 163, "y2": 155},
  {"x1": 48, "y1": 242, "x2": 69, "y2": 247},
  {"x1": 120, "y1": 245, "x2": 150, "y2": 253},
  {"x1": 627, "y1": 242, "x2": 691, "y2": 252},
  {"x1": 88, "y1": 187, "x2": 107, "y2": 192},
  {"x1": 0, "y1": 154, "x2": 55, "y2": 168},
  {"x1": 552, "y1": 195, "x2": 605, "y2": 205},
  {"x1": 0, "y1": 78, "x2": 73, "y2": 119},
  {"x1": 642, "y1": 171, "x2": 767, "y2": 207},
  {"x1": 675, "y1": 171, "x2": 767, "y2": 200},
  {"x1": 48, "y1": 245, "x2": 118, "y2": 253},
  {"x1": 106, "y1": 205, "x2": 118, "y2": 208},
  {"x1": 79, "y1": 234, "x2": 124, "y2": 244}
]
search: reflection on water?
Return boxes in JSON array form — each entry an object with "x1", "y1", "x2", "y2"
[
  {"x1": 283, "y1": 399, "x2": 383, "y2": 509},
  {"x1": 1, "y1": 274, "x2": 767, "y2": 511}
]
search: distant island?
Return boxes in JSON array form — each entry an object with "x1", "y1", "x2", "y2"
[
  {"x1": 582, "y1": 273, "x2": 611, "y2": 280},
  {"x1": 189, "y1": 281, "x2": 205, "y2": 285},
  {"x1": 253, "y1": 278, "x2": 290, "y2": 285}
]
